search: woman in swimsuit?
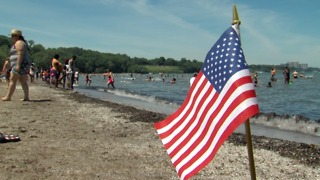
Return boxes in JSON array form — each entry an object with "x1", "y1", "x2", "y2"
[{"x1": 2, "y1": 29, "x2": 30, "y2": 101}]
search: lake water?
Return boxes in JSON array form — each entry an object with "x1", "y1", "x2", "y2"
[{"x1": 74, "y1": 71, "x2": 320, "y2": 142}]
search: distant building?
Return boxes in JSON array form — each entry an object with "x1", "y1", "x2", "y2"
[
  {"x1": 281, "y1": 61, "x2": 308, "y2": 69},
  {"x1": 287, "y1": 62, "x2": 299, "y2": 68},
  {"x1": 298, "y1": 64, "x2": 308, "y2": 69}
]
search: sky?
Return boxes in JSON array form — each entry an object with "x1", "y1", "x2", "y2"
[{"x1": 1, "y1": 0, "x2": 320, "y2": 67}]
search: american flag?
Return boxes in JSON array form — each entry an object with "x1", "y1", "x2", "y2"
[{"x1": 154, "y1": 26, "x2": 259, "y2": 180}]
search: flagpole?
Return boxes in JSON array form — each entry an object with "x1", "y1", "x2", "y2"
[
  {"x1": 245, "y1": 120, "x2": 256, "y2": 180},
  {"x1": 232, "y1": 4, "x2": 257, "y2": 180}
]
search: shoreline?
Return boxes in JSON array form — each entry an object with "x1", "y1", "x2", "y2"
[
  {"x1": 68, "y1": 88, "x2": 320, "y2": 167},
  {"x1": 75, "y1": 82, "x2": 320, "y2": 146},
  {"x1": 0, "y1": 81, "x2": 319, "y2": 179}
]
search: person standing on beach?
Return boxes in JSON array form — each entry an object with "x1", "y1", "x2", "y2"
[
  {"x1": 283, "y1": 66, "x2": 290, "y2": 84},
  {"x1": 270, "y1": 68, "x2": 276, "y2": 81},
  {"x1": 63, "y1": 59, "x2": 70, "y2": 89},
  {"x1": 2, "y1": 29, "x2": 30, "y2": 101},
  {"x1": 74, "y1": 71, "x2": 79, "y2": 84},
  {"x1": 68, "y1": 56, "x2": 76, "y2": 90},
  {"x1": 106, "y1": 69, "x2": 115, "y2": 88},
  {"x1": 85, "y1": 73, "x2": 92, "y2": 86},
  {"x1": 51, "y1": 54, "x2": 62, "y2": 88},
  {"x1": 29, "y1": 63, "x2": 36, "y2": 83},
  {"x1": 293, "y1": 70, "x2": 298, "y2": 79},
  {"x1": 61, "y1": 65, "x2": 67, "y2": 89}
]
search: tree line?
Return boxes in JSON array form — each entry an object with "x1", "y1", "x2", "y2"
[
  {"x1": 0, "y1": 35, "x2": 318, "y2": 74},
  {"x1": 0, "y1": 35, "x2": 202, "y2": 74}
]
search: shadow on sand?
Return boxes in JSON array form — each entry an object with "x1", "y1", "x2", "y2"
[{"x1": 28, "y1": 99, "x2": 52, "y2": 102}]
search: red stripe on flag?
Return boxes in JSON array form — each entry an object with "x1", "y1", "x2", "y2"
[
  {"x1": 172, "y1": 76, "x2": 255, "y2": 169},
  {"x1": 154, "y1": 25, "x2": 261, "y2": 180},
  {"x1": 168, "y1": 86, "x2": 217, "y2": 157},
  {"x1": 154, "y1": 71, "x2": 205, "y2": 130},
  {"x1": 164, "y1": 85, "x2": 215, "y2": 152},
  {"x1": 176, "y1": 90, "x2": 257, "y2": 176},
  {"x1": 158, "y1": 73, "x2": 210, "y2": 140},
  {"x1": 155, "y1": 69, "x2": 259, "y2": 179},
  {"x1": 184, "y1": 105, "x2": 259, "y2": 180},
  {"x1": 166, "y1": 75, "x2": 251, "y2": 152}
]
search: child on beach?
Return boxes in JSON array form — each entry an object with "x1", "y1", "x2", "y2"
[
  {"x1": 85, "y1": 73, "x2": 92, "y2": 86},
  {"x1": 105, "y1": 69, "x2": 115, "y2": 88}
]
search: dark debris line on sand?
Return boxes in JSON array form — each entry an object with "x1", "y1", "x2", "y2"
[
  {"x1": 67, "y1": 90, "x2": 320, "y2": 168},
  {"x1": 228, "y1": 133, "x2": 320, "y2": 167}
]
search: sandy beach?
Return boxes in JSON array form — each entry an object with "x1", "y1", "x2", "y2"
[{"x1": 0, "y1": 80, "x2": 319, "y2": 180}]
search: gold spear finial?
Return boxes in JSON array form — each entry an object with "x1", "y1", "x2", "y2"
[{"x1": 232, "y1": 4, "x2": 241, "y2": 25}]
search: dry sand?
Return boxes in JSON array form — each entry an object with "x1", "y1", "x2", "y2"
[{"x1": 0, "y1": 80, "x2": 319, "y2": 180}]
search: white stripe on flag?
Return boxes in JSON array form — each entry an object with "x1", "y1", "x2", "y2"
[
  {"x1": 181, "y1": 97, "x2": 257, "y2": 179},
  {"x1": 156, "y1": 75, "x2": 207, "y2": 135},
  {"x1": 169, "y1": 69, "x2": 251, "y2": 161},
  {"x1": 170, "y1": 69, "x2": 254, "y2": 168},
  {"x1": 166, "y1": 81, "x2": 214, "y2": 151}
]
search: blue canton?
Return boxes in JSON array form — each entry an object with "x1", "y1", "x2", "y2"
[{"x1": 201, "y1": 27, "x2": 248, "y2": 94}]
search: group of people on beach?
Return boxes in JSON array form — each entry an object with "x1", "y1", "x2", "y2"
[
  {"x1": 280, "y1": 66, "x2": 302, "y2": 84},
  {"x1": 3, "y1": 28, "x2": 311, "y2": 104},
  {"x1": 251, "y1": 66, "x2": 306, "y2": 88},
  {"x1": 30, "y1": 55, "x2": 78, "y2": 90},
  {"x1": 42, "y1": 54, "x2": 78, "y2": 90},
  {"x1": 0, "y1": 28, "x2": 81, "y2": 102},
  {"x1": 1, "y1": 28, "x2": 118, "y2": 102}
]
